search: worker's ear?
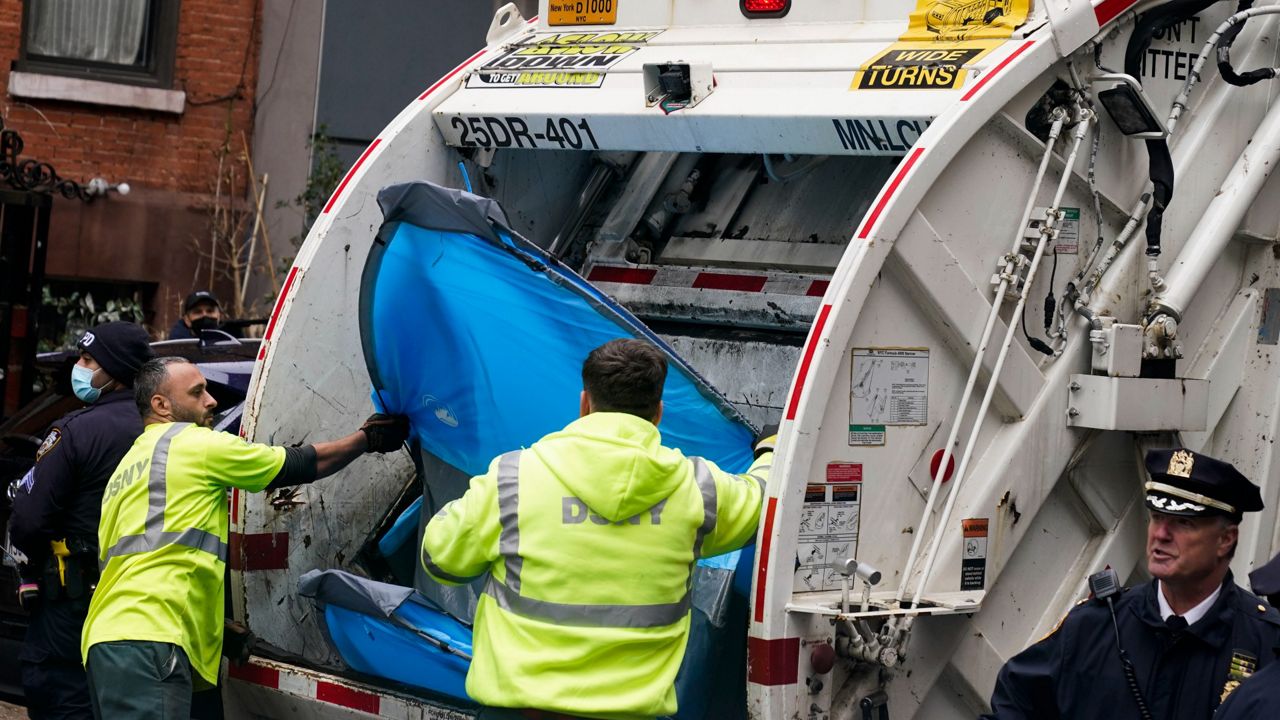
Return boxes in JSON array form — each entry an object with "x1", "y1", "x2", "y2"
[
  {"x1": 580, "y1": 390, "x2": 591, "y2": 418},
  {"x1": 150, "y1": 393, "x2": 170, "y2": 420},
  {"x1": 652, "y1": 400, "x2": 663, "y2": 426}
]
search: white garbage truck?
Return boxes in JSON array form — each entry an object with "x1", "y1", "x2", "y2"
[{"x1": 224, "y1": 1, "x2": 1280, "y2": 718}]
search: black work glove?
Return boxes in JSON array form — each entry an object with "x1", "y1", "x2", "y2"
[
  {"x1": 361, "y1": 413, "x2": 410, "y2": 453},
  {"x1": 754, "y1": 424, "x2": 779, "y2": 458},
  {"x1": 223, "y1": 619, "x2": 256, "y2": 664}
]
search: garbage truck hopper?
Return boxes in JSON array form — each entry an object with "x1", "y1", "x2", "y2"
[{"x1": 232, "y1": 1, "x2": 1280, "y2": 718}]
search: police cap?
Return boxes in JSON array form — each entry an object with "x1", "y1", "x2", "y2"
[{"x1": 1144, "y1": 448, "x2": 1263, "y2": 521}]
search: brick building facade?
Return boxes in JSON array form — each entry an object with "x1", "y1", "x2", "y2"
[{"x1": 0, "y1": 0, "x2": 262, "y2": 342}]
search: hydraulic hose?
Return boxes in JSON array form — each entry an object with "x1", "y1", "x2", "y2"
[
  {"x1": 892, "y1": 113, "x2": 1068, "y2": 608},
  {"x1": 1123, "y1": 0, "x2": 1221, "y2": 257},
  {"x1": 1169, "y1": 5, "x2": 1280, "y2": 134},
  {"x1": 1217, "y1": 1, "x2": 1274, "y2": 87},
  {"x1": 1149, "y1": 96, "x2": 1280, "y2": 323}
]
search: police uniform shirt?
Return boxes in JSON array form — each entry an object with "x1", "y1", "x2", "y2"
[
  {"x1": 9, "y1": 390, "x2": 143, "y2": 571},
  {"x1": 8, "y1": 389, "x2": 143, "y2": 666},
  {"x1": 1214, "y1": 649, "x2": 1280, "y2": 718},
  {"x1": 983, "y1": 576, "x2": 1280, "y2": 720}
]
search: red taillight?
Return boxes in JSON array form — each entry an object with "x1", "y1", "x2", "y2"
[{"x1": 741, "y1": 0, "x2": 791, "y2": 18}]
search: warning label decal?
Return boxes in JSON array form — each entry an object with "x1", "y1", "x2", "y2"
[
  {"x1": 794, "y1": 475, "x2": 863, "y2": 592},
  {"x1": 467, "y1": 31, "x2": 660, "y2": 89},
  {"x1": 901, "y1": 0, "x2": 1031, "y2": 43},
  {"x1": 961, "y1": 517, "x2": 989, "y2": 591},
  {"x1": 854, "y1": 45, "x2": 993, "y2": 90},
  {"x1": 852, "y1": 1, "x2": 1030, "y2": 91}
]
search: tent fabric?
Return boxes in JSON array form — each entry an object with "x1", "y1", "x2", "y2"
[
  {"x1": 359, "y1": 181, "x2": 755, "y2": 478},
  {"x1": 321, "y1": 604, "x2": 472, "y2": 703},
  {"x1": 300, "y1": 569, "x2": 474, "y2": 702},
  {"x1": 377, "y1": 495, "x2": 423, "y2": 559},
  {"x1": 299, "y1": 568, "x2": 416, "y2": 618}
]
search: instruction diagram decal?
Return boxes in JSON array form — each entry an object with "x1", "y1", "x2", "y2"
[
  {"x1": 850, "y1": 348, "x2": 929, "y2": 427},
  {"x1": 794, "y1": 470, "x2": 864, "y2": 592}
]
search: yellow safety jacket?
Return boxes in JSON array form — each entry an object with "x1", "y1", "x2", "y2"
[
  {"x1": 82, "y1": 422, "x2": 285, "y2": 684},
  {"x1": 422, "y1": 412, "x2": 769, "y2": 719}
]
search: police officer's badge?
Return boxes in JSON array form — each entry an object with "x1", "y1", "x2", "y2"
[
  {"x1": 1221, "y1": 650, "x2": 1257, "y2": 703},
  {"x1": 36, "y1": 428, "x2": 61, "y2": 462},
  {"x1": 1167, "y1": 450, "x2": 1195, "y2": 478}
]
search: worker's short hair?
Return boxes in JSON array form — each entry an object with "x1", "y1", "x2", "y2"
[
  {"x1": 582, "y1": 339, "x2": 667, "y2": 420},
  {"x1": 134, "y1": 356, "x2": 190, "y2": 417}
]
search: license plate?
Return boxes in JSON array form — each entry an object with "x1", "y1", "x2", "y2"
[{"x1": 548, "y1": 0, "x2": 618, "y2": 26}]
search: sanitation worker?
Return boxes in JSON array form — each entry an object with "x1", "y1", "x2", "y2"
[
  {"x1": 80, "y1": 356, "x2": 409, "y2": 719},
  {"x1": 9, "y1": 321, "x2": 152, "y2": 720},
  {"x1": 983, "y1": 448, "x2": 1280, "y2": 720},
  {"x1": 421, "y1": 338, "x2": 773, "y2": 719}
]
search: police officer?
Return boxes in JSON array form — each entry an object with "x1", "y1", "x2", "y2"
[
  {"x1": 421, "y1": 339, "x2": 772, "y2": 719},
  {"x1": 1214, "y1": 552, "x2": 1280, "y2": 718},
  {"x1": 9, "y1": 321, "x2": 152, "y2": 720},
  {"x1": 983, "y1": 448, "x2": 1280, "y2": 720}
]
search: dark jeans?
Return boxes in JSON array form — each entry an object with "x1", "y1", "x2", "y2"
[
  {"x1": 86, "y1": 641, "x2": 192, "y2": 720},
  {"x1": 21, "y1": 597, "x2": 92, "y2": 720}
]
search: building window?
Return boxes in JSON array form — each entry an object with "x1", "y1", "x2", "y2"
[{"x1": 18, "y1": 0, "x2": 180, "y2": 88}]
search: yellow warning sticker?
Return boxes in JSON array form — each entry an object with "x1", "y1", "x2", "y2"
[
  {"x1": 549, "y1": 0, "x2": 618, "y2": 27},
  {"x1": 902, "y1": 0, "x2": 1030, "y2": 42},
  {"x1": 852, "y1": 1, "x2": 1030, "y2": 91},
  {"x1": 853, "y1": 43, "x2": 1000, "y2": 90}
]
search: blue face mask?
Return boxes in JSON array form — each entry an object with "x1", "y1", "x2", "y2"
[{"x1": 71, "y1": 364, "x2": 102, "y2": 404}]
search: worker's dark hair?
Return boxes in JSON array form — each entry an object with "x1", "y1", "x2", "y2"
[
  {"x1": 582, "y1": 339, "x2": 667, "y2": 421},
  {"x1": 134, "y1": 356, "x2": 191, "y2": 417}
]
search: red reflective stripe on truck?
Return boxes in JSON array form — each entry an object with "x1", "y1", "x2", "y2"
[
  {"x1": 692, "y1": 272, "x2": 768, "y2": 292},
  {"x1": 228, "y1": 661, "x2": 280, "y2": 689},
  {"x1": 321, "y1": 139, "x2": 382, "y2": 215},
  {"x1": 589, "y1": 264, "x2": 828, "y2": 298},
  {"x1": 1093, "y1": 0, "x2": 1138, "y2": 26},
  {"x1": 259, "y1": 267, "x2": 299, "y2": 360},
  {"x1": 229, "y1": 532, "x2": 289, "y2": 571},
  {"x1": 785, "y1": 303, "x2": 831, "y2": 421},
  {"x1": 753, "y1": 497, "x2": 779, "y2": 622},
  {"x1": 960, "y1": 41, "x2": 1035, "y2": 102},
  {"x1": 747, "y1": 635, "x2": 800, "y2": 686},
  {"x1": 857, "y1": 146, "x2": 924, "y2": 239},
  {"x1": 587, "y1": 266, "x2": 658, "y2": 285},
  {"x1": 418, "y1": 49, "x2": 487, "y2": 101},
  {"x1": 316, "y1": 681, "x2": 381, "y2": 714}
]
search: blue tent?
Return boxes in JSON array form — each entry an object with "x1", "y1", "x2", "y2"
[{"x1": 359, "y1": 181, "x2": 756, "y2": 475}]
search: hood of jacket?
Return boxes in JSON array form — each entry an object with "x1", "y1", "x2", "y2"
[{"x1": 531, "y1": 412, "x2": 686, "y2": 522}]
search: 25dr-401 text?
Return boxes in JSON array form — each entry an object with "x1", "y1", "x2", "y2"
[{"x1": 450, "y1": 116, "x2": 600, "y2": 149}]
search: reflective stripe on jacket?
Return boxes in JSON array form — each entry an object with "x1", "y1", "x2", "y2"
[
  {"x1": 422, "y1": 412, "x2": 768, "y2": 719},
  {"x1": 82, "y1": 422, "x2": 285, "y2": 685}
]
